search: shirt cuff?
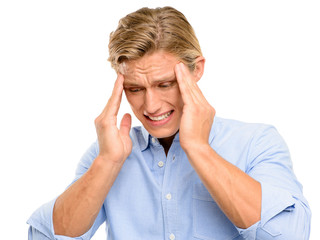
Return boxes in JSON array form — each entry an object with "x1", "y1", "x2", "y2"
[
  {"x1": 235, "y1": 181, "x2": 296, "y2": 239},
  {"x1": 259, "y1": 181, "x2": 296, "y2": 227},
  {"x1": 236, "y1": 221, "x2": 260, "y2": 238},
  {"x1": 27, "y1": 198, "x2": 94, "y2": 240}
]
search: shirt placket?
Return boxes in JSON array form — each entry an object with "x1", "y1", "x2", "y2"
[
  {"x1": 161, "y1": 143, "x2": 180, "y2": 240},
  {"x1": 150, "y1": 137, "x2": 167, "y2": 189}
]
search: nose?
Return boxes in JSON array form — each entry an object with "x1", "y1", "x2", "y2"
[{"x1": 144, "y1": 89, "x2": 161, "y2": 115}]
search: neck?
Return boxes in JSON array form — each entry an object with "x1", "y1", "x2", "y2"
[{"x1": 158, "y1": 133, "x2": 176, "y2": 156}]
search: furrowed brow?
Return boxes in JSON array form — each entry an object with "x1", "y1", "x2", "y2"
[
  {"x1": 153, "y1": 75, "x2": 176, "y2": 83},
  {"x1": 123, "y1": 81, "x2": 142, "y2": 87}
]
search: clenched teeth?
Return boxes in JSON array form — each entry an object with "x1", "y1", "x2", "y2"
[{"x1": 148, "y1": 111, "x2": 172, "y2": 121}]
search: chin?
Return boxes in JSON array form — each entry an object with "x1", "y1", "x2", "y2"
[{"x1": 143, "y1": 126, "x2": 179, "y2": 139}]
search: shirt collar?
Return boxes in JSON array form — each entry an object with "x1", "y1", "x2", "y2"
[{"x1": 140, "y1": 126, "x2": 150, "y2": 151}]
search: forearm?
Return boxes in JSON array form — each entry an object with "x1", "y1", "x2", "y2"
[
  {"x1": 185, "y1": 144, "x2": 261, "y2": 229},
  {"x1": 53, "y1": 156, "x2": 122, "y2": 237}
]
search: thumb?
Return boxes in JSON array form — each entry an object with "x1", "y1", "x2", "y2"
[{"x1": 119, "y1": 113, "x2": 132, "y2": 137}]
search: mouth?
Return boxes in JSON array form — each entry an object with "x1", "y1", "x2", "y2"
[
  {"x1": 144, "y1": 110, "x2": 174, "y2": 126},
  {"x1": 146, "y1": 110, "x2": 173, "y2": 121}
]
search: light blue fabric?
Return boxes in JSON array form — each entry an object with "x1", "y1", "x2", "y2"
[{"x1": 27, "y1": 116, "x2": 311, "y2": 239}]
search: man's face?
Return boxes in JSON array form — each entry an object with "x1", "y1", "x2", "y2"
[{"x1": 122, "y1": 51, "x2": 184, "y2": 139}]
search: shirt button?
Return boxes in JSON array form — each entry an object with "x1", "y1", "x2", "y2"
[
  {"x1": 172, "y1": 155, "x2": 175, "y2": 161},
  {"x1": 158, "y1": 161, "x2": 164, "y2": 167},
  {"x1": 151, "y1": 138, "x2": 156, "y2": 143},
  {"x1": 169, "y1": 233, "x2": 175, "y2": 240},
  {"x1": 166, "y1": 193, "x2": 172, "y2": 200}
]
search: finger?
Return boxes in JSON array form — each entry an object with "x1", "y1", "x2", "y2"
[
  {"x1": 175, "y1": 63, "x2": 203, "y2": 104},
  {"x1": 175, "y1": 63, "x2": 194, "y2": 104},
  {"x1": 175, "y1": 63, "x2": 208, "y2": 104},
  {"x1": 101, "y1": 74, "x2": 124, "y2": 117},
  {"x1": 119, "y1": 113, "x2": 132, "y2": 137}
]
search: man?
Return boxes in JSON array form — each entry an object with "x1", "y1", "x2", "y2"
[{"x1": 28, "y1": 6, "x2": 311, "y2": 240}]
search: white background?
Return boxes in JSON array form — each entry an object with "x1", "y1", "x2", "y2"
[{"x1": 0, "y1": 0, "x2": 319, "y2": 239}]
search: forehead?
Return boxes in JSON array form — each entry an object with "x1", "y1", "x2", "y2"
[{"x1": 122, "y1": 51, "x2": 179, "y2": 82}]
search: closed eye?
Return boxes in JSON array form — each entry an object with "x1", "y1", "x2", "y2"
[
  {"x1": 128, "y1": 87, "x2": 143, "y2": 93},
  {"x1": 158, "y1": 81, "x2": 176, "y2": 88}
]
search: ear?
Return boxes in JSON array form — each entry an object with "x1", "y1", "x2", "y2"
[{"x1": 193, "y1": 56, "x2": 205, "y2": 82}]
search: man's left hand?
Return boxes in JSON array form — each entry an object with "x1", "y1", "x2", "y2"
[{"x1": 175, "y1": 62, "x2": 215, "y2": 152}]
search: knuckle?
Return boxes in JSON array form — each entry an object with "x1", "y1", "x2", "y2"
[
  {"x1": 94, "y1": 116, "x2": 101, "y2": 126},
  {"x1": 94, "y1": 116, "x2": 106, "y2": 128}
]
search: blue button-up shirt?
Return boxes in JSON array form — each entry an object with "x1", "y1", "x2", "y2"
[{"x1": 27, "y1": 117, "x2": 311, "y2": 239}]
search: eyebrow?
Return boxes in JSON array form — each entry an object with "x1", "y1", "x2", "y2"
[
  {"x1": 124, "y1": 76, "x2": 176, "y2": 87},
  {"x1": 123, "y1": 82, "x2": 141, "y2": 87}
]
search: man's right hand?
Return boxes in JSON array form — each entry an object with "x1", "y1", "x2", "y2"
[
  {"x1": 53, "y1": 74, "x2": 132, "y2": 237},
  {"x1": 94, "y1": 74, "x2": 132, "y2": 164}
]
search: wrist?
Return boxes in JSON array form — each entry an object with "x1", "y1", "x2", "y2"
[
  {"x1": 94, "y1": 155, "x2": 124, "y2": 172},
  {"x1": 183, "y1": 143, "x2": 217, "y2": 173},
  {"x1": 183, "y1": 142, "x2": 212, "y2": 158}
]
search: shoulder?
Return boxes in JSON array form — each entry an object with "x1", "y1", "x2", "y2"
[
  {"x1": 212, "y1": 116, "x2": 289, "y2": 172},
  {"x1": 211, "y1": 116, "x2": 286, "y2": 158},
  {"x1": 213, "y1": 116, "x2": 276, "y2": 143}
]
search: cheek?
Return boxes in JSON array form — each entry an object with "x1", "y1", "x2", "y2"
[
  {"x1": 125, "y1": 93, "x2": 141, "y2": 111},
  {"x1": 164, "y1": 87, "x2": 183, "y2": 109}
]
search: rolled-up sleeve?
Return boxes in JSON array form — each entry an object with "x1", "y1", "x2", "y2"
[
  {"x1": 27, "y1": 198, "x2": 106, "y2": 240},
  {"x1": 27, "y1": 141, "x2": 106, "y2": 240},
  {"x1": 237, "y1": 126, "x2": 311, "y2": 239}
]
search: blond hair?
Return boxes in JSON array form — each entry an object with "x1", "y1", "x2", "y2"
[{"x1": 108, "y1": 6, "x2": 202, "y2": 72}]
